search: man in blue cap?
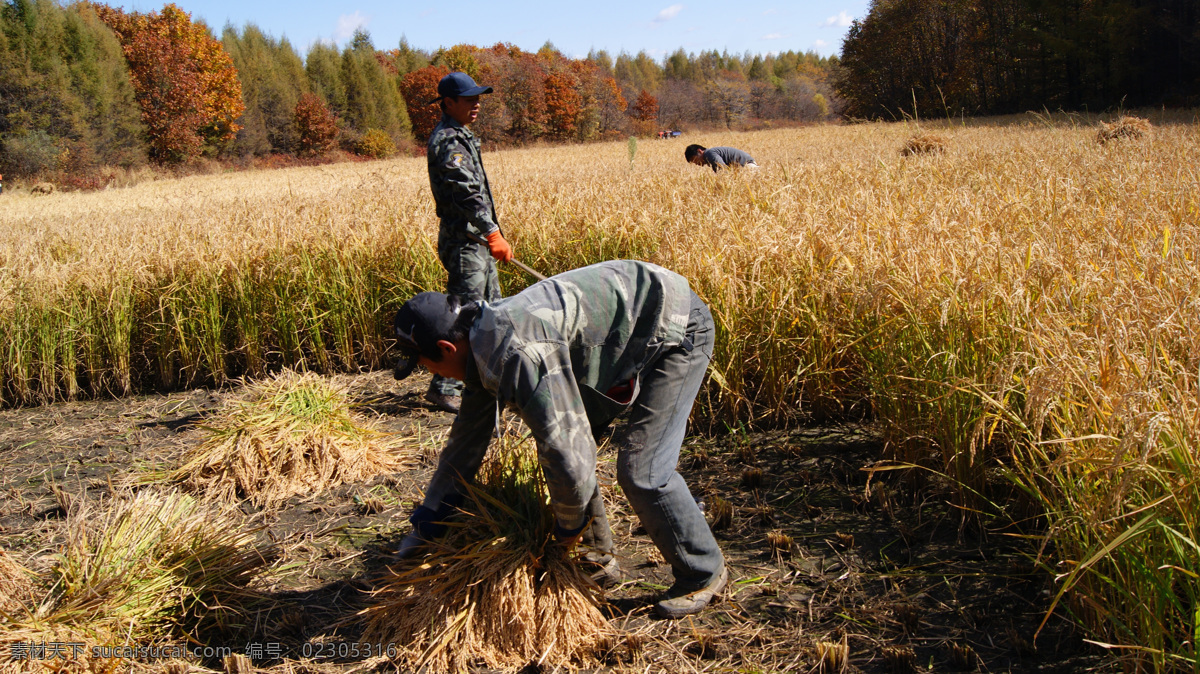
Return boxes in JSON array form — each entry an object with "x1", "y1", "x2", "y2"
[
  {"x1": 424, "y1": 71, "x2": 515, "y2": 413},
  {"x1": 391, "y1": 260, "x2": 728, "y2": 618}
]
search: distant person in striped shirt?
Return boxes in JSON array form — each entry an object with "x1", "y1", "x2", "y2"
[{"x1": 684, "y1": 144, "x2": 758, "y2": 172}]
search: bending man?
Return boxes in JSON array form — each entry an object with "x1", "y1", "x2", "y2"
[
  {"x1": 684, "y1": 144, "x2": 758, "y2": 172},
  {"x1": 392, "y1": 260, "x2": 727, "y2": 618}
]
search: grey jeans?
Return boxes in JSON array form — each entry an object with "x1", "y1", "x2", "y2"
[
  {"x1": 600, "y1": 291, "x2": 725, "y2": 588},
  {"x1": 432, "y1": 232, "x2": 501, "y2": 397}
]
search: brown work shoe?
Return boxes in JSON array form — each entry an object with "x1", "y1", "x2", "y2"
[
  {"x1": 654, "y1": 567, "x2": 728, "y2": 619},
  {"x1": 583, "y1": 553, "x2": 622, "y2": 588},
  {"x1": 424, "y1": 391, "x2": 461, "y2": 413}
]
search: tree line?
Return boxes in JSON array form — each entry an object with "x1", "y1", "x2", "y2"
[
  {"x1": 0, "y1": 0, "x2": 840, "y2": 181},
  {"x1": 835, "y1": 0, "x2": 1199, "y2": 119}
]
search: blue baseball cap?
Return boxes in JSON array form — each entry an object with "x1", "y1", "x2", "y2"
[
  {"x1": 392, "y1": 292, "x2": 464, "y2": 380},
  {"x1": 437, "y1": 72, "x2": 493, "y2": 99}
]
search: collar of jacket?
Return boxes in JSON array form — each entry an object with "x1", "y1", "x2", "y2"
[
  {"x1": 461, "y1": 325, "x2": 484, "y2": 392},
  {"x1": 440, "y1": 114, "x2": 473, "y2": 136}
]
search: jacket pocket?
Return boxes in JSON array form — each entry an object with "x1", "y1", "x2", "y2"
[{"x1": 579, "y1": 382, "x2": 636, "y2": 432}]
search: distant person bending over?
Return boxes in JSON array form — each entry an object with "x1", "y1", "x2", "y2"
[
  {"x1": 424, "y1": 71, "x2": 515, "y2": 413},
  {"x1": 684, "y1": 144, "x2": 758, "y2": 172},
  {"x1": 0, "y1": 173, "x2": 4, "y2": 195}
]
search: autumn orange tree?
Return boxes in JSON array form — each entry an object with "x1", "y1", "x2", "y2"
[
  {"x1": 498, "y1": 51, "x2": 548, "y2": 141},
  {"x1": 293, "y1": 92, "x2": 338, "y2": 156},
  {"x1": 93, "y1": 3, "x2": 243, "y2": 162},
  {"x1": 543, "y1": 70, "x2": 582, "y2": 140},
  {"x1": 630, "y1": 89, "x2": 659, "y2": 122},
  {"x1": 399, "y1": 65, "x2": 449, "y2": 144},
  {"x1": 571, "y1": 60, "x2": 626, "y2": 139}
]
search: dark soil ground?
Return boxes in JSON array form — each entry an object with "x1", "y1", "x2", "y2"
[{"x1": 0, "y1": 370, "x2": 1116, "y2": 673}]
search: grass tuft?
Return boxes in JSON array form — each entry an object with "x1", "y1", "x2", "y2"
[
  {"x1": 814, "y1": 633, "x2": 849, "y2": 672},
  {"x1": 882, "y1": 644, "x2": 917, "y2": 673},
  {"x1": 740, "y1": 467, "x2": 765, "y2": 490},
  {"x1": 709, "y1": 496, "x2": 734, "y2": 531},
  {"x1": 766, "y1": 530, "x2": 794, "y2": 558}
]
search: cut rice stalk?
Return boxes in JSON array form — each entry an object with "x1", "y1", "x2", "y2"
[
  {"x1": 0, "y1": 489, "x2": 274, "y2": 668},
  {"x1": 173, "y1": 369, "x2": 419, "y2": 506},
  {"x1": 1097, "y1": 115, "x2": 1152, "y2": 144},
  {"x1": 361, "y1": 438, "x2": 614, "y2": 674},
  {"x1": 900, "y1": 133, "x2": 946, "y2": 156},
  {"x1": 0, "y1": 549, "x2": 36, "y2": 618}
]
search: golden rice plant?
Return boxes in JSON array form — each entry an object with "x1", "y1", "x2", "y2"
[
  {"x1": 1096, "y1": 115, "x2": 1152, "y2": 144},
  {"x1": 360, "y1": 438, "x2": 613, "y2": 674},
  {"x1": 173, "y1": 369, "x2": 419, "y2": 507},
  {"x1": 0, "y1": 490, "x2": 272, "y2": 670}
]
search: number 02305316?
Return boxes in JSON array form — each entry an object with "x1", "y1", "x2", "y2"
[{"x1": 301, "y1": 642, "x2": 398, "y2": 659}]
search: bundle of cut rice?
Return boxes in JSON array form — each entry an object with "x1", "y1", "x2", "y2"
[
  {"x1": 900, "y1": 133, "x2": 946, "y2": 156},
  {"x1": 361, "y1": 442, "x2": 614, "y2": 674},
  {"x1": 0, "y1": 490, "x2": 273, "y2": 673},
  {"x1": 174, "y1": 369, "x2": 418, "y2": 507},
  {"x1": 1097, "y1": 115, "x2": 1152, "y2": 144},
  {"x1": 0, "y1": 549, "x2": 35, "y2": 617}
]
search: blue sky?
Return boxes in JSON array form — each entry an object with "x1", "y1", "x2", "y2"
[{"x1": 112, "y1": 1, "x2": 869, "y2": 59}]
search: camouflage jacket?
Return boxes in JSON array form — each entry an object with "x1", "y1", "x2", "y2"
[
  {"x1": 702, "y1": 146, "x2": 756, "y2": 172},
  {"x1": 421, "y1": 260, "x2": 694, "y2": 530},
  {"x1": 426, "y1": 114, "x2": 499, "y2": 239}
]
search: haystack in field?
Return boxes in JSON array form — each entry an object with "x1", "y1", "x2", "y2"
[
  {"x1": 174, "y1": 369, "x2": 418, "y2": 507},
  {"x1": 361, "y1": 442, "x2": 614, "y2": 674},
  {"x1": 1097, "y1": 115, "x2": 1152, "y2": 144},
  {"x1": 0, "y1": 490, "x2": 272, "y2": 673},
  {"x1": 900, "y1": 133, "x2": 946, "y2": 156}
]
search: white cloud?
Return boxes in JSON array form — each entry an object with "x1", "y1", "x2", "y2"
[
  {"x1": 334, "y1": 11, "x2": 369, "y2": 42},
  {"x1": 822, "y1": 11, "x2": 853, "y2": 28},
  {"x1": 419, "y1": 8, "x2": 435, "y2": 18},
  {"x1": 815, "y1": 39, "x2": 828, "y2": 48},
  {"x1": 763, "y1": 8, "x2": 778, "y2": 15},
  {"x1": 762, "y1": 33, "x2": 783, "y2": 40},
  {"x1": 653, "y1": 4, "x2": 683, "y2": 23}
]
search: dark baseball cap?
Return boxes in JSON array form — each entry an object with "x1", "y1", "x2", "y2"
[
  {"x1": 437, "y1": 72, "x2": 493, "y2": 99},
  {"x1": 392, "y1": 292, "x2": 462, "y2": 380}
]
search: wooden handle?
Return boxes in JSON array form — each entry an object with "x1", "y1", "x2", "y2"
[{"x1": 466, "y1": 232, "x2": 548, "y2": 282}]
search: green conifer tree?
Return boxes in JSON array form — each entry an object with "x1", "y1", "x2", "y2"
[
  {"x1": 305, "y1": 41, "x2": 346, "y2": 117},
  {"x1": 339, "y1": 30, "x2": 410, "y2": 146},
  {"x1": 223, "y1": 23, "x2": 306, "y2": 155},
  {"x1": 0, "y1": 0, "x2": 145, "y2": 176}
]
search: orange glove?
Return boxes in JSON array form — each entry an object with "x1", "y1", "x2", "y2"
[{"x1": 485, "y1": 230, "x2": 514, "y2": 262}]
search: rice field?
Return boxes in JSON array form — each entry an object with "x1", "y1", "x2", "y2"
[{"x1": 1, "y1": 110, "x2": 1199, "y2": 669}]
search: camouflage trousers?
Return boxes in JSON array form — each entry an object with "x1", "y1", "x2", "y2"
[{"x1": 431, "y1": 230, "x2": 502, "y2": 397}]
